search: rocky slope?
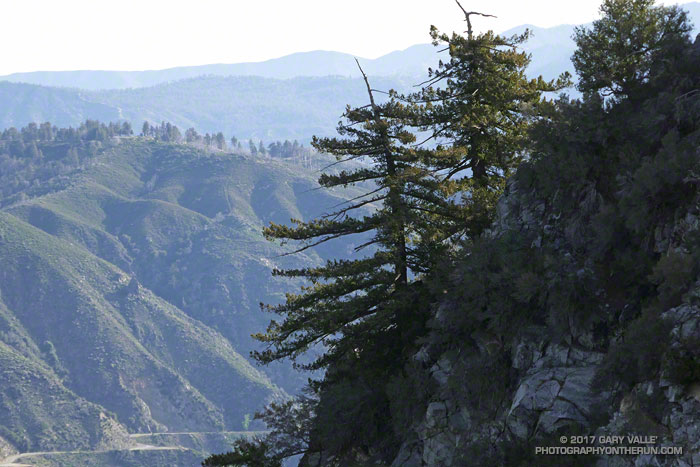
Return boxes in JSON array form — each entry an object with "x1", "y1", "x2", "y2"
[
  {"x1": 390, "y1": 175, "x2": 700, "y2": 466},
  {"x1": 384, "y1": 34, "x2": 700, "y2": 467}
]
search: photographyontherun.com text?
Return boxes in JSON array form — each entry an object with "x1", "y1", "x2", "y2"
[{"x1": 536, "y1": 435, "x2": 683, "y2": 456}]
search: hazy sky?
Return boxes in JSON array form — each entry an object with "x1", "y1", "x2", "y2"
[{"x1": 0, "y1": 0, "x2": 687, "y2": 75}]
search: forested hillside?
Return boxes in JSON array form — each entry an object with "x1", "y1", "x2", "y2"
[{"x1": 0, "y1": 123, "x2": 372, "y2": 464}]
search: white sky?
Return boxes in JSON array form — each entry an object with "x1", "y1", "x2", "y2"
[{"x1": 0, "y1": 0, "x2": 681, "y2": 75}]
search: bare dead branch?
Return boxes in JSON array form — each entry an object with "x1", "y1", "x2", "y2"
[
  {"x1": 454, "y1": 0, "x2": 497, "y2": 39},
  {"x1": 355, "y1": 58, "x2": 379, "y2": 113}
]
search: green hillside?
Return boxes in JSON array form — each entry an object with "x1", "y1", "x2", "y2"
[
  {"x1": 0, "y1": 336, "x2": 130, "y2": 454},
  {"x1": 0, "y1": 210, "x2": 280, "y2": 433},
  {"x1": 0, "y1": 137, "x2": 368, "y2": 460},
  {"x1": 4, "y1": 139, "x2": 366, "y2": 357}
]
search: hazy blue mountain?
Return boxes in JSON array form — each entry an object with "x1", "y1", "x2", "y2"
[
  {"x1": 91, "y1": 75, "x2": 417, "y2": 141},
  {"x1": 502, "y1": 23, "x2": 580, "y2": 82},
  {"x1": 0, "y1": 75, "x2": 414, "y2": 142},
  {"x1": 0, "y1": 45, "x2": 442, "y2": 91},
  {"x1": 0, "y1": 2, "x2": 696, "y2": 141},
  {"x1": 0, "y1": 82, "x2": 121, "y2": 129},
  {"x1": 0, "y1": 2, "x2": 696, "y2": 92}
]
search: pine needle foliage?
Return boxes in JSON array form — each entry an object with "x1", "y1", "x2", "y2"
[
  {"x1": 253, "y1": 65, "x2": 440, "y2": 373},
  {"x1": 397, "y1": 17, "x2": 571, "y2": 239},
  {"x1": 572, "y1": 0, "x2": 692, "y2": 98}
]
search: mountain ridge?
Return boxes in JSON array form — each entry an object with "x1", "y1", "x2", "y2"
[
  {"x1": 0, "y1": 136, "x2": 372, "y2": 460},
  {"x1": 1, "y1": 2, "x2": 697, "y2": 91},
  {"x1": 0, "y1": 75, "x2": 414, "y2": 142},
  {"x1": 0, "y1": 3, "x2": 696, "y2": 142},
  {"x1": 0, "y1": 44, "x2": 441, "y2": 91}
]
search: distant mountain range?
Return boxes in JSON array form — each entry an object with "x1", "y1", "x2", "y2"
[
  {"x1": 1, "y1": 2, "x2": 697, "y2": 91},
  {"x1": 0, "y1": 45, "x2": 444, "y2": 91},
  {"x1": 0, "y1": 4, "x2": 698, "y2": 464},
  {"x1": 0, "y1": 75, "x2": 415, "y2": 142},
  {"x1": 0, "y1": 2, "x2": 696, "y2": 141}
]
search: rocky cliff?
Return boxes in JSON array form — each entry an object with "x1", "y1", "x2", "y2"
[
  {"x1": 389, "y1": 170, "x2": 700, "y2": 466},
  {"x1": 382, "y1": 33, "x2": 700, "y2": 467}
]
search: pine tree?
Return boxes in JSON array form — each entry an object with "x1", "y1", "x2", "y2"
[
  {"x1": 216, "y1": 132, "x2": 227, "y2": 150},
  {"x1": 185, "y1": 127, "x2": 200, "y2": 143},
  {"x1": 39, "y1": 122, "x2": 54, "y2": 141},
  {"x1": 66, "y1": 146, "x2": 80, "y2": 166},
  {"x1": 572, "y1": 0, "x2": 691, "y2": 98},
  {"x1": 400, "y1": 2, "x2": 570, "y2": 241},
  {"x1": 253, "y1": 62, "x2": 438, "y2": 374},
  {"x1": 243, "y1": 4, "x2": 572, "y2": 464},
  {"x1": 121, "y1": 121, "x2": 133, "y2": 136},
  {"x1": 26, "y1": 141, "x2": 42, "y2": 159},
  {"x1": 170, "y1": 124, "x2": 182, "y2": 142}
]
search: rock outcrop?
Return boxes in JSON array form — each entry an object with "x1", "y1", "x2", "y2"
[{"x1": 391, "y1": 176, "x2": 700, "y2": 466}]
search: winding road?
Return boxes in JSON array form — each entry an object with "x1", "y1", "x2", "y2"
[
  {"x1": 0, "y1": 441, "x2": 186, "y2": 466},
  {"x1": 0, "y1": 431, "x2": 264, "y2": 466}
]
